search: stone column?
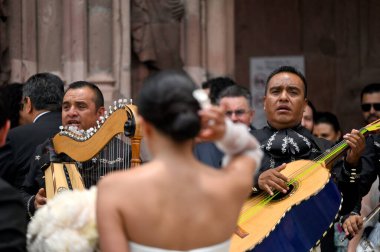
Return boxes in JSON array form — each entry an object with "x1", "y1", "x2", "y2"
[
  {"x1": 62, "y1": 0, "x2": 87, "y2": 84},
  {"x1": 9, "y1": 0, "x2": 38, "y2": 82},
  {"x1": 113, "y1": 0, "x2": 131, "y2": 100},
  {"x1": 37, "y1": 0, "x2": 63, "y2": 76},
  {"x1": 87, "y1": 0, "x2": 114, "y2": 102},
  {"x1": 182, "y1": 0, "x2": 206, "y2": 86},
  {"x1": 205, "y1": 0, "x2": 234, "y2": 78}
]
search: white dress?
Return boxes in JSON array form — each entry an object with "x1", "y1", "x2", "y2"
[{"x1": 129, "y1": 240, "x2": 231, "y2": 252}]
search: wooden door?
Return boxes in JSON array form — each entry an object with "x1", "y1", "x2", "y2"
[{"x1": 235, "y1": 0, "x2": 380, "y2": 132}]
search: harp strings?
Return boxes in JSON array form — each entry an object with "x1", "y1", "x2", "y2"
[{"x1": 79, "y1": 133, "x2": 132, "y2": 188}]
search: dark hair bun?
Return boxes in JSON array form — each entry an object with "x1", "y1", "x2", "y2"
[{"x1": 137, "y1": 70, "x2": 201, "y2": 142}]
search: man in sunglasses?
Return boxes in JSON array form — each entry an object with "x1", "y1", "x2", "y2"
[
  {"x1": 194, "y1": 85, "x2": 255, "y2": 168},
  {"x1": 341, "y1": 83, "x2": 380, "y2": 249},
  {"x1": 361, "y1": 83, "x2": 380, "y2": 124}
]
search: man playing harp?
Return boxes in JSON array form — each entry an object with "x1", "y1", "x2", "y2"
[{"x1": 20, "y1": 81, "x2": 136, "y2": 218}]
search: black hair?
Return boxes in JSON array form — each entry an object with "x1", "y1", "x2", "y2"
[
  {"x1": 0, "y1": 83, "x2": 23, "y2": 128},
  {"x1": 265, "y1": 66, "x2": 307, "y2": 97},
  {"x1": 203, "y1": 77, "x2": 236, "y2": 104},
  {"x1": 23, "y1": 73, "x2": 64, "y2": 112},
  {"x1": 306, "y1": 100, "x2": 317, "y2": 119},
  {"x1": 360, "y1": 83, "x2": 380, "y2": 102},
  {"x1": 217, "y1": 85, "x2": 253, "y2": 108},
  {"x1": 65, "y1": 81, "x2": 104, "y2": 109},
  {"x1": 314, "y1": 111, "x2": 341, "y2": 133},
  {"x1": 201, "y1": 81, "x2": 211, "y2": 89},
  {"x1": 137, "y1": 70, "x2": 201, "y2": 142},
  {"x1": 0, "y1": 97, "x2": 8, "y2": 129}
]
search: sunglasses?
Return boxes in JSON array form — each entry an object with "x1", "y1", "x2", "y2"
[
  {"x1": 361, "y1": 103, "x2": 380, "y2": 112},
  {"x1": 225, "y1": 109, "x2": 248, "y2": 117}
]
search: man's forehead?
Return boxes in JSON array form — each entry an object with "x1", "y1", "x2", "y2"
[
  {"x1": 362, "y1": 92, "x2": 380, "y2": 102},
  {"x1": 220, "y1": 96, "x2": 250, "y2": 106},
  {"x1": 63, "y1": 88, "x2": 95, "y2": 102},
  {"x1": 268, "y1": 72, "x2": 304, "y2": 88}
]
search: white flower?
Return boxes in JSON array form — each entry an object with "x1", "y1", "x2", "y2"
[{"x1": 27, "y1": 187, "x2": 98, "y2": 252}]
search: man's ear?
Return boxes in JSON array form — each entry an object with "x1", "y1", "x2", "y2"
[
  {"x1": 337, "y1": 131, "x2": 342, "y2": 142},
  {"x1": 0, "y1": 120, "x2": 10, "y2": 147},
  {"x1": 97, "y1": 106, "x2": 106, "y2": 117},
  {"x1": 139, "y1": 116, "x2": 152, "y2": 138},
  {"x1": 263, "y1": 96, "x2": 267, "y2": 110},
  {"x1": 303, "y1": 98, "x2": 308, "y2": 111},
  {"x1": 24, "y1": 97, "x2": 33, "y2": 114}
]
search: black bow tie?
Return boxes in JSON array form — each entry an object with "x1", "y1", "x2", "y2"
[{"x1": 263, "y1": 128, "x2": 313, "y2": 158}]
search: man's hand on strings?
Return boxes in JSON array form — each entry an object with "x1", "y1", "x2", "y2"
[
  {"x1": 34, "y1": 188, "x2": 47, "y2": 209},
  {"x1": 342, "y1": 214, "x2": 363, "y2": 238},
  {"x1": 258, "y1": 163, "x2": 289, "y2": 196},
  {"x1": 344, "y1": 129, "x2": 365, "y2": 166}
]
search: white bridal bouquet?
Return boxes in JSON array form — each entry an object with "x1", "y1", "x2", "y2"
[{"x1": 27, "y1": 187, "x2": 98, "y2": 252}]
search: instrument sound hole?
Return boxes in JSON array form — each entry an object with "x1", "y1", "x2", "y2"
[{"x1": 271, "y1": 181, "x2": 299, "y2": 202}]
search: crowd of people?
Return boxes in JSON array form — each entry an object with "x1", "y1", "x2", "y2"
[{"x1": 0, "y1": 66, "x2": 378, "y2": 252}]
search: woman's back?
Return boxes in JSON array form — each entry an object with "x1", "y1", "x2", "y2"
[
  {"x1": 99, "y1": 151, "x2": 254, "y2": 250},
  {"x1": 129, "y1": 240, "x2": 231, "y2": 252},
  {"x1": 97, "y1": 70, "x2": 261, "y2": 252}
]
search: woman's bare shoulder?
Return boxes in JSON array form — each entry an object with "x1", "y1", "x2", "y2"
[{"x1": 98, "y1": 162, "x2": 159, "y2": 190}]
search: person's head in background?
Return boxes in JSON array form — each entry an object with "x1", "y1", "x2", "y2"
[
  {"x1": 264, "y1": 65, "x2": 307, "y2": 130},
  {"x1": 62, "y1": 81, "x2": 105, "y2": 131},
  {"x1": 201, "y1": 81, "x2": 211, "y2": 96},
  {"x1": 217, "y1": 85, "x2": 255, "y2": 127},
  {"x1": 360, "y1": 83, "x2": 380, "y2": 124},
  {"x1": 0, "y1": 83, "x2": 23, "y2": 128},
  {"x1": 203, "y1": 77, "x2": 236, "y2": 105},
  {"x1": 0, "y1": 99, "x2": 10, "y2": 147},
  {"x1": 20, "y1": 73, "x2": 64, "y2": 125},
  {"x1": 137, "y1": 70, "x2": 201, "y2": 155},
  {"x1": 313, "y1": 111, "x2": 342, "y2": 143},
  {"x1": 301, "y1": 100, "x2": 316, "y2": 132}
]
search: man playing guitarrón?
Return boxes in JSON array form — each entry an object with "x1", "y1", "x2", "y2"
[{"x1": 245, "y1": 66, "x2": 365, "y2": 251}]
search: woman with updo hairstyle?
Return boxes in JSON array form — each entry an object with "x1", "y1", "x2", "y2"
[
  {"x1": 137, "y1": 70, "x2": 201, "y2": 142},
  {"x1": 97, "y1": 70, "x2": 263, "y2": 252}
]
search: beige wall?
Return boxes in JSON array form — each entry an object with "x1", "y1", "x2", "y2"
[
  {"x1": 6, "y1": 0, "x2": 132, "y2": 105},
  {"x1": 3, "y1": 0, "x2": 235, "y2": 105}
]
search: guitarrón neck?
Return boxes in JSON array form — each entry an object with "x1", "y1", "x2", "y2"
[{"x1": 317, "y1": 126, "x2": 368, "y2": 167}]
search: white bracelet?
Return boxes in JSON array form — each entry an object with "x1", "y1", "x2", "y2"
[
  {"x1": 27, "y1": 195, "x2": 35, "y2": 219},
  {"x1": 216, "y1": 119, "x2": 263, "y2": 167}
]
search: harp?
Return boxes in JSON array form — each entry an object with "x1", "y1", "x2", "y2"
[{"x1": 44, "y1": 99, "x2": 142, "y2": 199}]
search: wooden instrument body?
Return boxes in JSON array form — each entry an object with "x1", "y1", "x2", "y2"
[
  {"x1": 45, "y1": 163, "x2": 85, "y2": 199},
  {"x1": 230, "y1": 160, "x2": 342, "y2": 252},
  {"x1": 52, "y1": 104, "x2": 142, "y2": 166},
  {"x1": 46, "y1": 103, "x2": 142, "y2": 199}
]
